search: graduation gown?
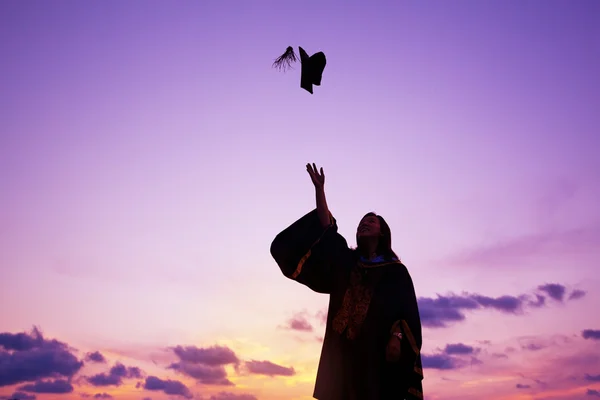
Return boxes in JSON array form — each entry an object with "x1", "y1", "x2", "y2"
[{"x1": 270, "y1": 210, "x2": 424, "y2": 400}]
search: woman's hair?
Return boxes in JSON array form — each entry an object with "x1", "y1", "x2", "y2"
[{"x1": 356, "y1": 212, "x2": 400, "y2": 261}]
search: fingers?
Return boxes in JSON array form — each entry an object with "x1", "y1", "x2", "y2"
[
  {"x1": 307, "y1": 163, "x2": 324, "y2": 174},
  {"x1": 306, "y1": 163, "x2": 325, "y2": 181}
]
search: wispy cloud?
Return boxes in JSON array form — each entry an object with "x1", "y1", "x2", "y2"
[
  {"x1": 244, "y1": 360, "x2": 295, "y2": 377},
  {"x1": 283, "y1": 314, "x2": 314, "y2": 332},
  {"x1": 445, "y1": 222, "x2": 600, "y2": 267},
  {"x1": 315, "y1": 310, "x2": 327, "y2": 325},
  {"x1": 279, "y1": 310, "x2": 325, "y2": 333},
  {"x1": 569, "y1": 289, "x2": 587, "y2": 300}
]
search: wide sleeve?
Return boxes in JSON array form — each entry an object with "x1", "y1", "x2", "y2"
[
  {"x1": 270, "y1": 209, "x2": 348, "y2": 294},
  {"x1": 389, "y1": 264, "x2": 424, "y2": 400}
]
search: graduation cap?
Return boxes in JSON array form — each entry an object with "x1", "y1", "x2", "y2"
[{"x1": 272, "y1": 46, "x2": 327, "y2": 94}]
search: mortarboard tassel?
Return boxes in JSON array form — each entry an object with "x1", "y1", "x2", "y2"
[{"x1": 272, "y1": 46, "x2": 298, "y2": 71}]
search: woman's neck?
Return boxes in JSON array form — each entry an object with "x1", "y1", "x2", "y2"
[{"x1": 358, "y1": 239, "x2": 378, "y2": 260}]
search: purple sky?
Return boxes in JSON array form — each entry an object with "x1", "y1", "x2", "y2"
[{"x1": 1, "y1": 1, "x2": 600, "y2": 400}]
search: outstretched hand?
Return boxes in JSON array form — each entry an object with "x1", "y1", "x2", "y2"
[{"x1": 306, "y1": 163, "x2": 325, "y2": 189}]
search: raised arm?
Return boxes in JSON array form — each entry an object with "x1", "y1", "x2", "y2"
[
  {"x1": 306, "y1": 163, "x2": 331, "y2": 229},
  {"x1": 270, "y1": 163, "x2": 348, "y2": 294}
]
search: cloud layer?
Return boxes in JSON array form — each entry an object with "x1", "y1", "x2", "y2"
[{"x1": 418, "y1": 282, "x2": 585, "y2": 328}]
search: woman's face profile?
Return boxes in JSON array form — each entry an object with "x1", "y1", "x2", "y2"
[{"x1": 357, "y1": 215, "x2": 381, "y2": 238}]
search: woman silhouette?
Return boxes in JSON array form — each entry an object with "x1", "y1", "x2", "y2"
[{"x1": 270, "y1": 163, "x2": 424, "y2": 400}]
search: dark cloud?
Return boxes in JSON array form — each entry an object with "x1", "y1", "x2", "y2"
[
  {"x1": 85, "y1": 351, "x2": 107, "y2": 363},
  {"x1": 244, "y1": 360, "x2": 295, "y2": 377},
  {"x1": 172, "y1": 345, "x2": 239, "y2": 367},
  {"x1": 421, "y1": 342, "x2": 482, "y2": 370},
  {"x1": 583, "y1": 330, "x2": 600, "y2": 340},
  {"x1": 492, "y1": 353, "x2": 508, "y2": 359},
  {"x1": 417, "y1": 292, "x2": 523, "y2": 328},
  {"x1": 143, "y1": 376, "x2": 192, "y2": 399},
  {"x1": 87, "y1": 374, "x2": 120, "y2": 387},
  {"x1": 417, "y1": 282, "x2": 583, "y2": 329},
  {"x1": 0, "y1": 329, "x2": 45, "y2": 351},
  {"x1": 88, "y1": 373, "x2": 123, "y2": 386},
  {"x1": 417, "y1": 295, "x2": 479, "y2": 328},
  {"x1": 169, "y1": 344, "x2": 239, "y2": 385},
  {"x1": 444, "y1": 343, "x2": 475, "y2": 355},
  {"x1": 18, "y1": 379, "x2": 73, "y2": 393},
  {"x1": 93, "y1": 394, "x2": 112, "y2": 399},
  {"x1": 0, "y1": 327, "x2": 84, "y2": 387},
  {"x1": 538, "y1": 283, "x2": 566, "y2": 302},
  {"x1": 206, "y1": 393, "x2": 257, "y2": 400},
  {"x1": 168, "y1": 362, "x2": 233, "y2": 386},
  {"x1": 471, "y1": 294, "x2": 523, "y2": 312},
  {"x1": 585, "y1": 374, "x2": 600, "y2": 382},
  {"x1": 588, "y1": 389, "x2": 600, "y2": 397},
  {"x1": 421, "y1": 354, "x2": 462, "y2": 370},
  {"x1": 516, "y1": 383, "x2": 531, "y2": 389},
  {"x1": 87, "y1": 362, "x2": 144, "y2": 387}
]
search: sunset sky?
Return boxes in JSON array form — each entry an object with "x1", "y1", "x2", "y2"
[{"x1": 1, "y1": 1, "x2": 600, "y2": 400}]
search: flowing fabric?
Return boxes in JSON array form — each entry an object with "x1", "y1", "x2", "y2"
[{"x1": 270, "y1": 209, "x2": 424, "y2": 400}]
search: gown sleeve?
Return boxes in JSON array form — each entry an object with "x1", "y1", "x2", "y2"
[
  {"x1": 389, "y1": 264, "x2": 424, "y2": 400},
  {"x1": 270, "y1": 209, "x2": 348, "y2": 294}
]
